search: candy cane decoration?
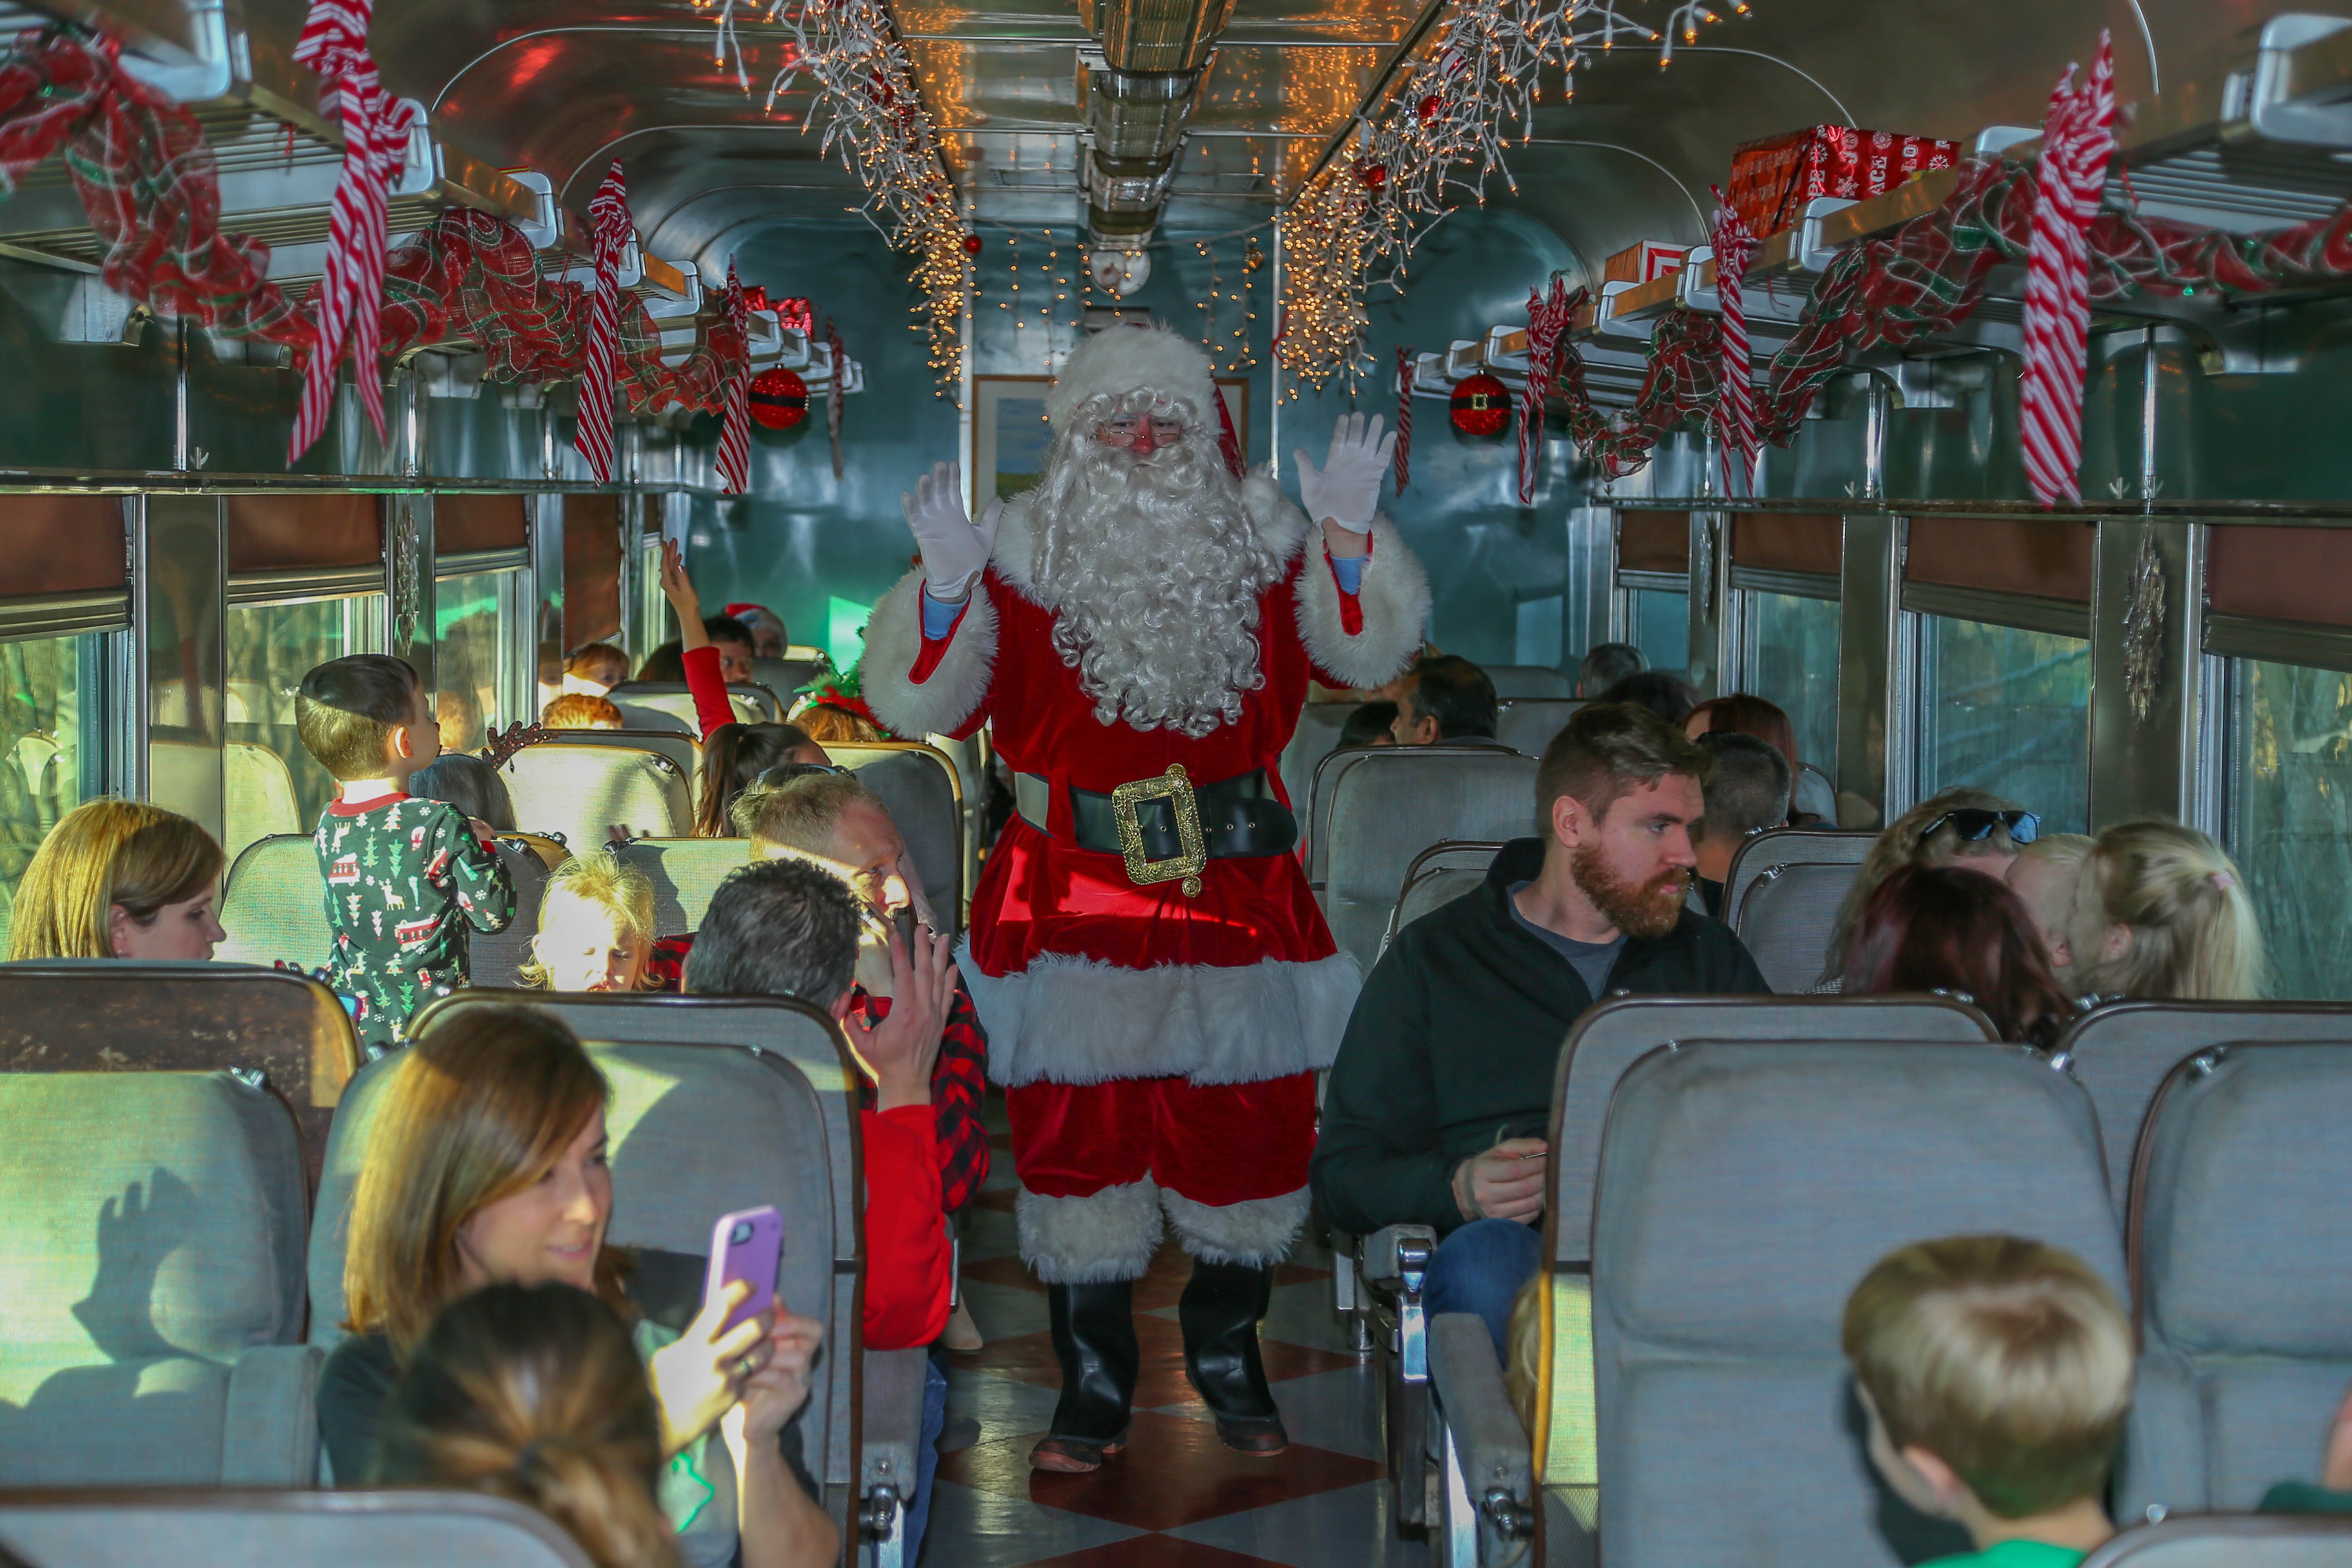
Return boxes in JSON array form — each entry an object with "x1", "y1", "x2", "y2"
[
  {"x1": 1708, "y1": 187, "x2": 1761, "y2": 500},
  {"x1": 572, "y1": 162, "x2": 629, "y2": 485},
  {"x1": 826, "y1": 317, "x2": 848, "y2": 481},
  {"x1": 287, "y1": 0, "x2": 419, "y2": 464},
  {"x1": 1517, "y1": 277, "x2": 1574, "y2": 505},
  {"x1": 2021, "y1": 32, "x2": 2117, "y2": 509},
  {"x1": 1394, "y1": 345, "x2": 1413, "y2": 495},
  {"x1": 716, "y1": 260, "x2": 752, "y2": 495}
]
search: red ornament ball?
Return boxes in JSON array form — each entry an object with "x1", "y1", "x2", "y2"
[
  {"x1": 1418, "y1": 94, "x2": 1442, "y2": 122},
  {"x1": 962, "y1": 234, "x2": 982, "y2": 255},
  {"x1": 1352, "y1": 158, "x2": 1387, "y2": 191},
  {"x1": 1450, "y1": 372, "x2": 1510, "y2": 437},
  {"x1": 749, "y1": 367, "x2": 810, "y2": 431}
]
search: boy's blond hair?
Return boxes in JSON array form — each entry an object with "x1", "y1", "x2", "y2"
[
  {"x1": 519, "y1": 852, "x2": 656, "y2": 990},
  {"x1": 1843, "y1": 1235, "x2": 2132, "y2": 1520},
  {"x1": 2075, "y1": 820, "x2": 2265, "y2": 1000}
]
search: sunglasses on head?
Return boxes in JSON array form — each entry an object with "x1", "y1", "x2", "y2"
[
  {"x1": 756, "y1": 762, "x2": 848, "y2": 786},
  {"x1": 1920, "y1": 808, "x2": 2039, "y2": 846}
]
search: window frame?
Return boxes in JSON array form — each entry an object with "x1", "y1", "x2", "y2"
[{"x1": 1904, "y1": 591, "x2": 2097, "y2": 833}]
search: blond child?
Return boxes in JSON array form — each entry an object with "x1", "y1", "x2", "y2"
[
  {"x1": 521, "y1": 852, "x2": 658, "y2": 993},
  {"x1": 2006, "y1": 834, "x2": 2094, "y2": 979},
  {"x1": 2066, "y1": 821, "x2": 2265, "y2": 1000}
]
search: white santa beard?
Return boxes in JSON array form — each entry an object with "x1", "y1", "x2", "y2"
[{"x1": 1027, "y1": 423, "x2": 1285, "y2": 739}]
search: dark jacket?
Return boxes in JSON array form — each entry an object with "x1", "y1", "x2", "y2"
[{"x1": 1310, "y1": 836, "x2": 1770, "y2": 1235}]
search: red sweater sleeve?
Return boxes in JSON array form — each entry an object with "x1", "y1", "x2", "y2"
[
  {"x1": 858, "y1": 1105, "x2": 951, "y2": 1350},
  {"x1": 680, "y1": 644, "x2": 737, "y2": 741}
]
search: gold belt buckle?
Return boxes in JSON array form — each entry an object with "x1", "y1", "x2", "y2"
[{"x1": 1108, "y1": 762, "x2": 1207, "y2": 897}]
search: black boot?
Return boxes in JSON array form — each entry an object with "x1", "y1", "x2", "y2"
[
  {"x1": 1180, "y1": 1260, "x2": 1289, "y2": 1456},
  {"x1": 1033, "y1": 1280, "x2": 1138, "y2": 1472}
]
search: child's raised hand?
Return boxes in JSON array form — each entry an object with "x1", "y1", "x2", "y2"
[{"x1": 660, "y1": 538, "x2": 700, "y2": 616}]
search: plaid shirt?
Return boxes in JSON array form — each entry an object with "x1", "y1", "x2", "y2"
[{"x1": 644, "y1": 934, "x2": 991, "y2": 1213}]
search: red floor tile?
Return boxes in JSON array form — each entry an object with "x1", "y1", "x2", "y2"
[
  {"x1": 966, "y1": 1314, "x2": 1357, "y2": 1406},
  {"x1": 1019, "y1": 1534, "x2": 1295, "y2": 1568},
  {"x1": 937, "y1": 1409, "x2": 1380, "y2": 1531},
  {"x1": 963, "y1": 1253, "x2": 1050, "y2": 1294}
]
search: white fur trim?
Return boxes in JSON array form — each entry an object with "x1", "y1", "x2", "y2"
[
  {"x1": 1046, "y1": 325, "x2": 1220, "y2": 431},
  {"x1": 1294, "y1": 517, "x2": 1431, "y2": 691},
  {"x1": 1240, "y1": 466, "x2": 1310, "y2": 564},
  {"x1": 961, "y1": 946, "x2": 1361, "y2": 1088},
  {"x1": 1161, "y1": 1185, "x2": 1311, "y2": 1268},
  {"x1": 1018, "y1": 1178, "x2": 1163, "y2": 1283},
  {"x1": 987, "y1": 493, "x2": 1040, "y2": 602},
  {"x1": 857, "y1": 568, "x2": 997, "y2": 740}
]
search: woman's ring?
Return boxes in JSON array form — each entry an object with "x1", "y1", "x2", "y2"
[{"x1": 736, "y1": 1353, "x2": 760, "y2": 1381}]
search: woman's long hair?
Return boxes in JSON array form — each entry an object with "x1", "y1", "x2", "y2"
[
  {"x1": 375, "y1": 1282, "x2": 680, "y2": 1568},
  {"x1": 1687, "y1": 694, "x2": 1800, "y2": 779},
  {"x1": 694, "y1": 722, "x2": 818, "y2": 837},
  {"x1": 8, "y1": 799, "x2": 223, "y2": 960},
  {"x1": 1840, "y1": 863, "x2": 2077, "y2": 1048},
  {"x1": 1823, "y1": 786, "x2": 2023, "y2": 980},
  {"x1": 344, "y1": 1005, "x2": 632, "y2": 1352},
  {"x1": 2073, "y1": 820, "x2": 2265, "y2": 1000}
]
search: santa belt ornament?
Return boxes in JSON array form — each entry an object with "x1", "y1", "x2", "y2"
[{"x1": 1015, "y1": 765, "x2": 1298, "y2": 896}]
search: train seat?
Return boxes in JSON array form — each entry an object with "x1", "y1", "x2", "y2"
[
  {"x1": 2052, "y1": 1000, "x2": 2352, "y2": 1210},
  {"x1": 1793, "y1": 761, "x2": 1838, "y2": 823},
  {"x1": 501, "y1": 742, "x2": 691, "y2": 850},
  {"x1": 1494, "y1": 698, "x2": 1583, "y2": 757},
  {"x1": 2079, "y1": 1515, "x2": 2352, "y2": 1567},
  {"x1": 529, "y1": 727, "x2": 701, "y2": 779},
  {"x1": 223, "y1": 740, "x2": 302, "y2": 868},
  {"x1": 0, "y1": 960, "x2": 359, "y2": 1191},
  {"x1": 612, "y1": 837, "x2": 750, "y2": 938},
  {"x1": 1278, "y1": 701, "x2": 1364, "y2": 844},
  {"x1": 752, "y1": 656, "x2": 825, "y2": 704},
  {"x1": 824, "y1": 742, "x2": 965, "y2": 936},
  {"x1": 604, "y1": 680, "x2": 778, "y2": 731},
  {"x1": 0, "y1": 1071, "x2": 317, "y2": 1486},
  {"x1": 1586, "y1": 1041, "x2": 2170, "y2": 1567},
  {"x1": 2128, "y1": 1042, "x2": 2352, "y2": 1517},
  {"x1": 1722, "y1": 827, "x2": 1877, "y2": 993},
  {"x1": 0, "y1": 1490, "x2": 599, "y2": 1568},
  {"x1": 1379, "y1": 839, "x2": 1505, "y2": 960},
  {"x1": 1313, "y1": 747, "x2": 1539, "y2": 974},
  {"x1": 1485, "y1": 666, "x2": 1574, "y2": 700}
]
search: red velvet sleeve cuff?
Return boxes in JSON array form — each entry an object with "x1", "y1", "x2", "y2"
[{"x1": 909, "y1": 594, "x2": 970, "y2": 685}]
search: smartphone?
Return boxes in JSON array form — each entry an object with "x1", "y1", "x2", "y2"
[{"x1": 702, "y1": 1205, "x2": 783, "y2": 1338}]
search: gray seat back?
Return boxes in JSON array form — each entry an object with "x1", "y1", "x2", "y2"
[
  {"x1": 501, "y1": 741, "x2": 690, "y2": 849},
  {"x1": 1279, "y1": 702, "x2": 1363, "y2": 846},
  {"x1": 0, "y1": 1071, "x2": 312, "y2": 1485},
  {"x1": 825, "y1": 742, "x2": 965, "y2": 932},
  {"x1": 316, "y1": 994, "x2": 860, "y2": 1513},
  {"x1": 217, "y1": 833, "x2": 333, "y2": 972},
  {"x1": 754, "y1": 656, "x2": 825, "y2": 702},
  {"x1": 1486, "y1": 665, "x2": 1573, "y2": 700},
  {"x1": 1318, "y1": 747, "x2": 1539, "y2": 974},
  {"x1": 1592, "y1": 1041, "x2": 2129, "y2": 1568},
  {"x1": 531, "y1": 727, "x2": 700, "y2": 777},
  {"x1": 1793, "y1": 761, "x2": 1838, "y2": 822},
  {"x1": 466, "y1": 843, "x2": 555, "y2": 990},
  {"x1": 0, "y1": 959, "x2": 359, "y2": 1191},
  {"x1": 2079, "y1": 1517, "x2": 2352, "y2": 1568},
  {"x1": 1723, "y1": 827, "x2": 1877, "y2": 992},
  {"x1": 2055, "y1": 1000, "x2": 2352, "y2": 1211},
  {"x1": 2131, "y1": 1043, "x2": 2352, "y2": 1514},
  {"x1": 1381, "y1": 840, "x2": 1503, "y2": 957},
  {"x1": 1495, "y1": 698, "x2": 1583, "y2": 757},
  {"x1": 1551, "y1": 995, "x2": 2000, "y2": 1264},
  {"x1": 613, "y1": 838, "x2": 751, "y2": 938},
  {"x1": 606, "y1": 680, "x2": 778, "y2": 730},
  {"x1": 0, "y1": 1490, "x2": 594, "y2": 1568}
]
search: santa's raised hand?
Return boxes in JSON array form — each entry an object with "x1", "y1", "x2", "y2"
[
  {"x1": 1293, "y1": 413, "x2": 1395, "y2": 559},
  {"x1": 901, "y1": 461, "x2": 1004, "y2": 602}
]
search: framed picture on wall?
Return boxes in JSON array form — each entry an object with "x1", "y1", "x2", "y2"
[{"x1": 970, "y1": 371, "x2": 1254, "y2": 507}]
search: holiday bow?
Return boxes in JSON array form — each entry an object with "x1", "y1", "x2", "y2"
[
  {"x1": 573, "y1": 162, "x2": 630, "y2": 484},
  {"x1": 288, "y1": 0, "x2": 419, "y2": 464},
  {"x1": 1518, "y1": 278, "x2": 1575, "y2": 505},
  {"x1": 1394, "y1": 345, "x2": 1414, "y2": 495},
  {"x1": 716, "y1": 260, "x2": 752, "y2": 495},
  {"x1": 1708, "y1": 187, "x2": 1762, "y2": 500},
  {"x1": 2021, "y1": 32, "x2": 2117, "y2": 508}
]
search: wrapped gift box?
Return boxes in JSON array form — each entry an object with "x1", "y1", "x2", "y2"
[
  {"x1": 1728, "y1": 125, "x2": 1963, "y2": 240},
  {"x1": 1602, "y1": 240, "x2": 1689, "y2": 285}
]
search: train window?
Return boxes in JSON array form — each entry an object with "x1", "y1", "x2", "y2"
[
  {"x1": 1739, "y1": 588, "x2": 1840, "y2": 770},
  {"x1": 2229, "y1": 657, "x2": 2352, "y2": 1000},
  {"x1": 225, "y1": 592, "x2": 387, "y2": 862},
  {"x1": 1618, "y1": 577, "x2": 1689, "y2": 678},
  {"x1": 0, "y1": 630, "x2": 115, "y2": 949},
  {"x1": 435, "y1": 566, "x2": 522, "y2": 751},
  {"x1": 1913, "y1": 613, "x2": 2091, "y2": 833}
]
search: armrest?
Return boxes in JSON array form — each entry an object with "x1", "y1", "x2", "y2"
[
  {"x1": 221, "y1": 1342, "x2": 324, "y2": 1486},
  {"x1": 858, "y1": 1347, "x2": 927, "y2": 1568},
  {"x1": 1429, "y1": 1313, "x2": 1536, "y2": 1567},
  {"x1": 1358, "y1": 1224, "x2": 1438, "y2": 1283}
]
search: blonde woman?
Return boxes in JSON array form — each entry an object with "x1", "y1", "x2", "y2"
[
  {"x1": 521, "y1": 852, "x2": 658, "y2": 994},
  {"x1": 1824, "y1": 788, "x2": 2040, "y2": 987},
  {"x1": 7, "y1": 798, "x2": 226, "y2": 961},
  {"x1": 2006, "y1": 833, "x2": 2095, "y2": 978},
  {"x1": 2066, "y1": 820, "x2": 2265, "y2": 1000}
]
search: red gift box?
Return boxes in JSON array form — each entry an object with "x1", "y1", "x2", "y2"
[{"x1": 1727, "y1": 125, "x2": 1962, "y2": 240}]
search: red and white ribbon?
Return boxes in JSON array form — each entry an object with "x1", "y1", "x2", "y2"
[
  {"x1": 573, "y1": 162, "x2": 630, "y2": 485},
  {"x1": 716, "y1": 259, "x2": 752, "y2": 495},
  {"x1": 1707, "y1": 187, "x2": 1761, "y2": 500},
  {"x1": 1394, "y1": 344, "x2": 1413, "y2": 495},
  {"x1": 287, "y1": 0, "x2": 419, "y2": 465},
  {"x1": 826, "y1": 316, "x2": 848, "y2": 482},
  {"x1": 2021, "y1": 32, "x2": 2117, "y2": 509},
  {"x1": 1517, "y1": 277, "x2": 1574, "y2": 505}
]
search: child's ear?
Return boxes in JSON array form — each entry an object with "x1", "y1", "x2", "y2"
[{"x1": 1897, "y1": 1443, "x2": 1969, "y2": 1515}]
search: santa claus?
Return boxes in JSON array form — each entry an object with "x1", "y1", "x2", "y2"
[{"x1": 859, "y1": 325, "x2": 1427, "y2": 1470}]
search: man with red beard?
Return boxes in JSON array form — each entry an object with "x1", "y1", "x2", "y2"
[
  {"x1": 858, "y1": 325, "x2": 1430, "y2": 1470},
  {"x1": 1310, "y1": 702, "x2": 1767, "y2": 1357}
]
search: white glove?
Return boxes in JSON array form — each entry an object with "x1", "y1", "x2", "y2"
[
  {"x1": 900, "y1": 461, "x2": 1003, "y2": 601},
  {"x1": 1293, "y1": 412, "x2": 1396, "y2": 535}
]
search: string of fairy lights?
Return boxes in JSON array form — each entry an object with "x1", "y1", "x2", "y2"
[{"x1": 1276, "y1": 0, "x2": 1755, "y2": 394}]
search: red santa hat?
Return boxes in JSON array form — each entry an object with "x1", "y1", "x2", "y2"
[{"x1": 1045, "y1": 323, "x2": 1220, "y2": 434}]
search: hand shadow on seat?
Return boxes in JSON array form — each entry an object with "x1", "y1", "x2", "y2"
[{"x1": 71, "y1": 1167, "x2": 203, "y2": 1363}]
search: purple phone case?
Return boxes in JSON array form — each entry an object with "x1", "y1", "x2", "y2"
[{"x1": 704, "y1": 1205, "x2": 783, "y2": 1336}]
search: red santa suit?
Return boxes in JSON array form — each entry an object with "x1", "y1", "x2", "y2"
[{"x1": 859, "y1": 331, "x2": 1428, "y2": 1285}]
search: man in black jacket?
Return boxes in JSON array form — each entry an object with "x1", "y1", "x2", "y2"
[{"x1": 1310, "y1": 702, "x2": 1769, "y2": 1352}]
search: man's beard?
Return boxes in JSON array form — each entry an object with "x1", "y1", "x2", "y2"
[
  {"x1": 1570, "y1": 842, "x2": 1689, "y2": 941},
  {"x1": 1025, "y1": 414, "x2": 1286, "y2": 738}
]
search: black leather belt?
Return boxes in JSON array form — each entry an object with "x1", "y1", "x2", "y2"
[{"x1": 1015, "y1": 765, "x2": 1298, "y2": 897}]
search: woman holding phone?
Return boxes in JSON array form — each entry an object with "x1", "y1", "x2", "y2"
[{"x1": 321, "y1": 1004, "x2": 838, "y2": 1568}]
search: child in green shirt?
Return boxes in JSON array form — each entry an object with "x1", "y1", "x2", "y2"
[
  {"x1": 1842, "y1": 1235, "x2": 2135, "y2": 1568},
  {"x1": 296, "y1": 654, "x2": 515, "y2": 1054}
]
